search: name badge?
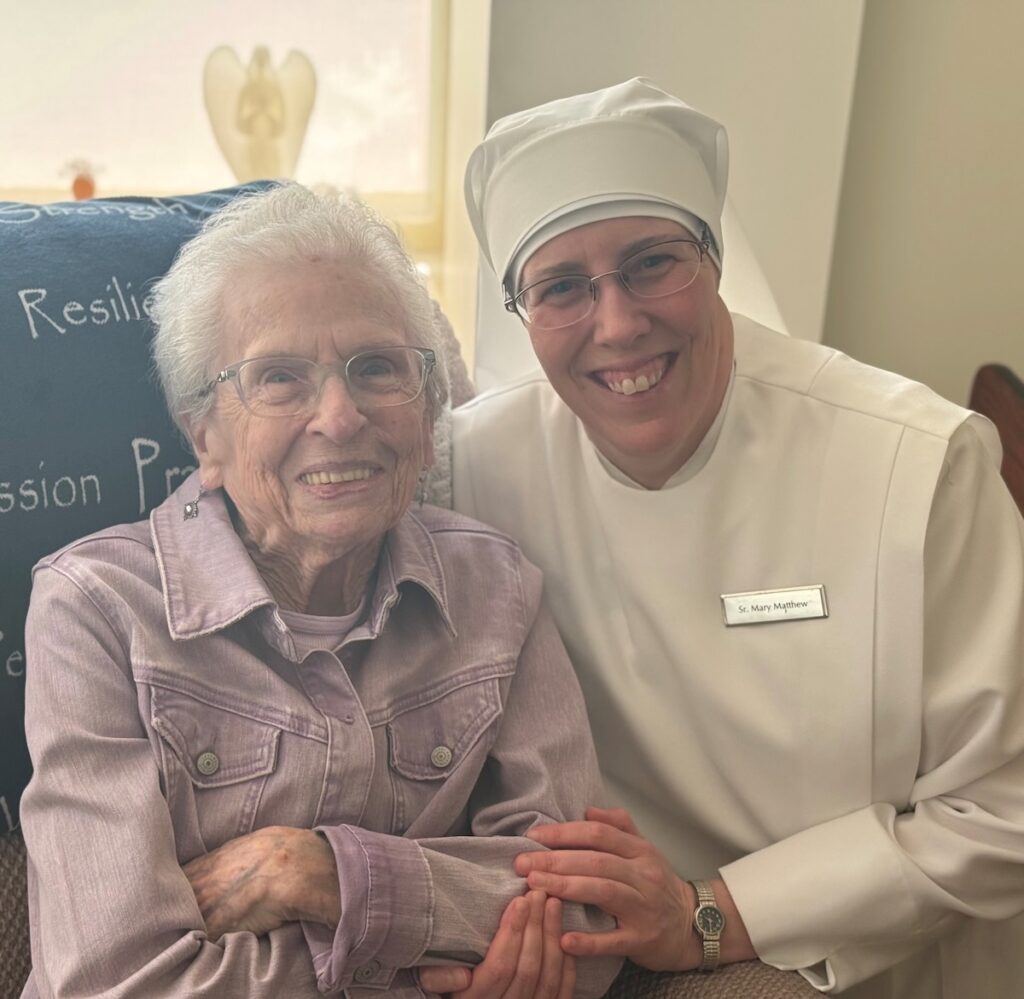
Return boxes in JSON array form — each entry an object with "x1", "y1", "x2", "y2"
[{"x1": 720, "y1": 585, "x2": 828, "y2": 626}]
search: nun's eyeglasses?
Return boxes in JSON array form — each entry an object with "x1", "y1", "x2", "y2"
[{"x1": 505, "y1": 238, "x2": 709, "y2": 331}]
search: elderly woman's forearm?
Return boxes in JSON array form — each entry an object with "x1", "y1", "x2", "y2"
[
  {"x1": 308, "y1": 823, "x2": 620, "y2": 996},
  {"x1": 422, "y1": 835, "x2": 622, "y2": 997}
]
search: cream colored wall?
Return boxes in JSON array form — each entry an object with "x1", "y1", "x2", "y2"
[
  {"x1": 484, "y1": 0, "x2": 864, "y2": 344},
  {"x1": 824, "y1": 0, "x2": 1024, "y2": 405},
  {"x1": 436, "y1": 0, "x2": 491, "y2": 373}
]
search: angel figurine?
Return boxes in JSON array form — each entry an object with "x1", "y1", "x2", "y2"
[{"x1": 203, "y1": 45, "x2": 316, "y2": 182}]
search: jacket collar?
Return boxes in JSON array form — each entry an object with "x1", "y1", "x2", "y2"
[{"x1": 150, "y1": 471, "x2": 455, "y2": 646}]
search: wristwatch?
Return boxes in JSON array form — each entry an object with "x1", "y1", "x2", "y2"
[{"x1": 689, "y1": 879, "x2": 726, "y2": 972}]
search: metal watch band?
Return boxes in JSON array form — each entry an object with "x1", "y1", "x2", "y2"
[
  {"x1": 690, "y1": 879, "x2": 722, "y2": 972},
  {"x1": 693, "y1": 878, "x2": 717, "y2": 907}
]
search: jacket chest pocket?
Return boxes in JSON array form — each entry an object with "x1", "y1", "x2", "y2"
[
  {"x1": 386, "y1": 675, "x2": 503, "y2": 834},
  {"x1": 151, "y1": 686, "x2": 281, "y2": 853}
]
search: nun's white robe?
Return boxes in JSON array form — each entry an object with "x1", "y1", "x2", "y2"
[{"x1": 452, "y1": 314, "x2": 1024, "y2": 997}]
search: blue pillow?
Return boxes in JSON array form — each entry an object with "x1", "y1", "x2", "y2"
[{"x1": 0, "y1": 183, "x2": 274, "y2": 830}]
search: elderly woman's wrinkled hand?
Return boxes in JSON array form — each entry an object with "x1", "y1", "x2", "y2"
[
  {"x1": 514, "y1": 807, "x2": 700, "y2": 971},
  {"x1": 183, "y1": 825, "x2": 340, "y2": 941},
  {"x1": 418, "y1": 890, "x2": 576, "y2": 999}
]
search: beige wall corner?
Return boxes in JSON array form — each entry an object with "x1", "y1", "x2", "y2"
[{"x1": 824, "y1": 0, "x2": 1024, "y2": 405}]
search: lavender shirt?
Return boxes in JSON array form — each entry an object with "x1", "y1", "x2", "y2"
[{"x1": 20, "y1": 474, "x2": 620, "y2": 998}]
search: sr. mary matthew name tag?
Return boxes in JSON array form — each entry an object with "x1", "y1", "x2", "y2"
[{"x1": 721, "y1": 585, "x2": 828, "y2": 626}]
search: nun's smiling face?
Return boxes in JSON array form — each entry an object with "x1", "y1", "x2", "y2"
[{"x1": 518, "y1": 215, "x2": 733, "y2": 489}]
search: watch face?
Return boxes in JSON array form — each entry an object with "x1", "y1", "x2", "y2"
[{"x1": 696, "y1": 905, "x2": 725, "y2": 935}]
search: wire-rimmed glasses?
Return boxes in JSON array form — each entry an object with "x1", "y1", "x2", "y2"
[
  {"x1": 201, "y1": 346, "x2": 436, "y2": 418},
  {"x1": 505, "y1": 238, "x2": 710, "y2": 331}
]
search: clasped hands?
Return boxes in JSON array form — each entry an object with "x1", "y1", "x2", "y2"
[
  {"x1": 181, "y1": 808, "x2": 749, "y2": 996},
  {"x1": 420, "y1": 806, "x2": 740, "y2": 997}
]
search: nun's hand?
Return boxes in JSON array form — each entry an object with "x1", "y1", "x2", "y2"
[{"x1": 514, "y1": 806, "x2": 700, "y2": 970}]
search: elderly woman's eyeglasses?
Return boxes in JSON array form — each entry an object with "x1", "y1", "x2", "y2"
[
  {"x1": 201, "y1": 346, "x2": 436, "y2": 418},
  {"x1": 505, "y1": 238, "x2": 710, "y2": 331}
]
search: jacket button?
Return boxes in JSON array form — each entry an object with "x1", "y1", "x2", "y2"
[
  {"x1": 196, "y1": 751, "x2": 220, "y2": 776},
  {"x1": 430, "y1": 745, "x2": 453, "y2": 769},
  {"x1": 354, "y1": 959, "x2": 382, "y2": 982}
]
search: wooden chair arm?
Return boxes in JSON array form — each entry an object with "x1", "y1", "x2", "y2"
[{"x1": 969, "y1": 363, "x2": 1024, "y2": 513}]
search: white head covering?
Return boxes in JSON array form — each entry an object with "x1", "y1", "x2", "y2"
[{"x1": 464, "y1": 77, "x2": 729, "y2": 293}]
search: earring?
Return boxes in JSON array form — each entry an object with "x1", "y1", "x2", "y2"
[
  {"x1": 183, "y1": 483, "x2": 208, "y2": 521},
  {"x1": 416, "y1": 470, "x2": 429, "y2": 508}
]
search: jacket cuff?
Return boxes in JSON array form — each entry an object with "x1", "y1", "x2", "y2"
[{"x1": 302, "y1": 825, "x2": 433, "y2": 993}]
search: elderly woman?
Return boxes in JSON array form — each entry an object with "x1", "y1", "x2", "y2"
[
  {"x1": 18, "y1": 185, "x2": 620, "y2": 999},
  {"x1": 422, "y1": 78, "x2": 1024, "y2": 999}
]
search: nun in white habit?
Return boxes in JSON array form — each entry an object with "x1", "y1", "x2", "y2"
[{"x1": 427, "y1": 78, "x2": 1024, "y2": 998}]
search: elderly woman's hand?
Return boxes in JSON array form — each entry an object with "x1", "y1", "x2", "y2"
[
  {"x1": 418, "y1": 890, "x2": 576, "y2": 998},
  {"x1": 183, "y1": 825, "x2": 340, "y2": 940},
  {"x1": 514, "y1": 807, "x2": 755, "y2": 972}
]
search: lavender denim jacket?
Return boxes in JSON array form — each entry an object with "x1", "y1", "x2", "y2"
[{"x1": 20, "y1": 474, "x2": 620, "y2": 998}]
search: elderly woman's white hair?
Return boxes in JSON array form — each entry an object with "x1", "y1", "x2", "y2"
[{"x1": 150, "y1": 183, "x2": 449, "y2": 436}]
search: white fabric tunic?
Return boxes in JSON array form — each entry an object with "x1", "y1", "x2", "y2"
[{"x1": 452, "y1": 315, "x2": 1024, "y2": 997}]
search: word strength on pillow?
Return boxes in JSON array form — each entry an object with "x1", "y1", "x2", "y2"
[
  {"x1": 17, "y1": 276, "x2": 155, "y2": 339},
  {"x1": 0, "y1": 199, "x2": 189, "y2": 226}
]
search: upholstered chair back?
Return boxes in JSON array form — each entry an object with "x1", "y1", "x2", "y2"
[{"x1": 0, "y1": 185, "x2": 281, "y2": 830}]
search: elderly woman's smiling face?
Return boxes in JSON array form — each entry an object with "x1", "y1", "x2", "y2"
[{"x1": 190, "y1": 257, "x2": 433, "y2": 570}]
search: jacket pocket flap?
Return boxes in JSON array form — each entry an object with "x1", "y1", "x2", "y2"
[
  {"x1": 387, "y1": 676, "x2": 501, "y2": 781},
  {"x1": 151, "y1": 686, "x2": 281, "y2": 788}
]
